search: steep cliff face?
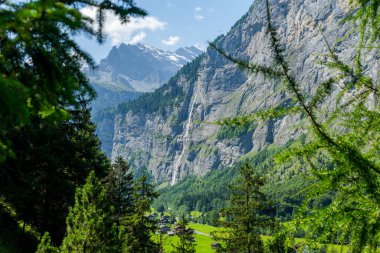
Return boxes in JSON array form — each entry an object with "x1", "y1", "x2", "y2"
[{"x1": 96, "y1": 0, "x2": 365, "y2": 183}]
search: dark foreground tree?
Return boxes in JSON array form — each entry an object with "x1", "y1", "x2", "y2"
[
  {"x1": 36, "y1": 233, "x2": 59, "y2": 253},
  {"x1": 103, "y1": 157, "x2": 135, "y2": 251},
  {"x1": 0, "y1": 0, "x2": 146, "y2": 161},
  {"x1": 123, "y1": 174, "x2": 160, "y2": 253},
  {"x1": 37, "y1": 171, "x2": 118, "y2": 252},
  {"x1": 0, "y1": 0, "x2": 146, "y2": 249},
  {"x1": 0, "y1": 99, "x2": 110, "y2": 243},
  {"x1": 37, "y1": 167, "x2": 162, "y2": 253},
  {"x1": 213, "y1": 164, "x2": 274, "y2": 253},
  {"x1": 61, "y1": 171, "x2": 118, "y2": 252},
  {"x1": 105, "y1": 157, "x2": 135, "y2": 225},
  {"x1": 171, "y1": 215, "x2": 196, "y2": 253},
  {"x1": 265, "y1": 231, "x2": 296, "y2": 253}
]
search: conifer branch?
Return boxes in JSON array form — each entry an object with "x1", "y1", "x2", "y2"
[
  {"x1": 265, "y1": 0, "x2": 380, "y2": 181},
  {"x1": 321, "y1": 32, "x2": 379, "y2": 94},
  {"x1": 209, "y1": 42, "x2": 283, "y2": 79}
]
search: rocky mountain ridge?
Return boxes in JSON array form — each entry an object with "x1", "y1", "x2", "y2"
[
  {"x1": 85, "y1": 44, "x2": 202, "y2": 113},
  {"x1": 94, "y1": 0, "x2": 371, "y2": 184}
]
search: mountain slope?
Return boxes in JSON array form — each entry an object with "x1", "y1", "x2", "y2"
[
  {"x1": 175, "y1": 46, "x2": 203, "y2": 61},
  {"x1": 95, "y1": 0, "x2": 371, "y2": 183},
  {"x1": 85, "y1": 44, "x2": 202, "y2": 114},
  {"x1": 87, "y1": 43, "x2": 202, "y2": 93}
]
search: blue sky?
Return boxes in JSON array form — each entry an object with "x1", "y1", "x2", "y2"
[{"x1": 77, "y1": 0, "x2": 253, "y2": 62}]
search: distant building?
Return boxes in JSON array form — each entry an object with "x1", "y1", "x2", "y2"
[
  {"x1": 211, "y1": 242, "x2": 222, "y2": 249},
  {"x1": 173, "y1": 225, "x2": 195, "y2": 235},
  {"x1": 146, "y1": 214, "x2": 156, "y2": 221},
  {"x1": 159, "y1": 217, "x2": 169, "y2": 224},
  {"x1": 159, "y1": 225, "x2": 171, "y2": 234}
]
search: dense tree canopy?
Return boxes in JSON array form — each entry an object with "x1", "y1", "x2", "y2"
[
  {"x1": 171, "y1": 216, "x2": 196, "y2": 253},
  {"x1": 0, "y1": 99, "x2": 110, "y2": 243},
  {"x1": 105, "y1": 156, "x2": 135, "y2": 226},
  {"x1": 123, "y1": 175, "x2": 160, "y2": 253},
  {"x1": 0, "y1": 0, "x2": 147, "y2": 250},
  {"x1": 213, "y1": 164, "x2": 274, "y2": 253},
  {"x1": 60, "y1": 171, "x2": 118, "y2": 252},
  {"x1": 0, "y1": 0, "x2": 146, "y2": 161}
]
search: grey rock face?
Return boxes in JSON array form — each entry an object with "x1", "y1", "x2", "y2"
[{"x1": 97, "y1": 0, "x2": 370, "y2": 183}]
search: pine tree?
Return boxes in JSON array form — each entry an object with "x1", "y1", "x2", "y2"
[
  {"x1": 60, "y1": 171, "x2": 118, "y2": 252},
  {"x1": 36, "y1": 233, "x2": 59, "y2": 253},
  {"x1": 103, "y1": 156, "x2": 135, "y2": 251},
  {"x1": 213, "y1": 164, "x2": 274, "y2": 253},
  {"x1": 123, "y1": 174, "x2": 160, "y2": 253},
  {"x1": 171, "y1": 215, "x2": 196, "y2": 253},
  {"x1": 265, "y1": 231, "x2": 296, "y2": 253},
  {"x1": 0, "y1": 99, "x2": 110, "y2": 243},
  {"x1": 105, "y1": 156, "x2": 135, "y2": 224}
]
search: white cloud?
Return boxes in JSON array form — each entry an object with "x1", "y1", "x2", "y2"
[
  {"x1": 194, "y1": 14, "x2": 204, "y2": 21},
  {"x1": 129, "y1": 32, "x2": 146, "y2": 44},
  {"x1": 162, "y1": 36, "x2": 180, "y2": 46},
  {"x1": 80, "y1": 7, "x2": 167, "y2": 45},
  {"x1": 194, "y1": 6, "x2": 205, "y2": 21}
]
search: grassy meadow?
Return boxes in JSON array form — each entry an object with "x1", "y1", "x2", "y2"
[{"x1": 154, "y1": 222, "x2": 353, "y2": 253}]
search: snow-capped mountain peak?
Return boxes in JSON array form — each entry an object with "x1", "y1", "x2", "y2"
[{"x1": 83, "y1": 43, "x2": 203, "y2": 113}]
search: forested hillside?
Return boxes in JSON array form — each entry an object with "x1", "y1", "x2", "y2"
[{"x1": 154, "y1": 141, "x2": 310, "y2": 224}]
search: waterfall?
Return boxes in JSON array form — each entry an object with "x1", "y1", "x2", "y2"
[{"x1": 171, "y1": 94, "x2": 198, "y2": 185}]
